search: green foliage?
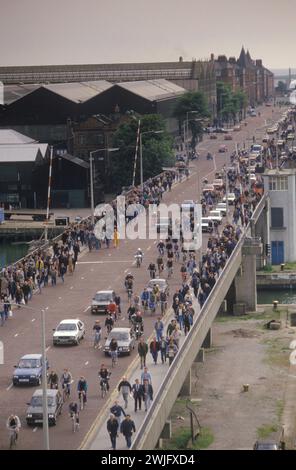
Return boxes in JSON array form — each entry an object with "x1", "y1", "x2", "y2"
[
  {"x1": 277, "y1": 81, "x2": 287, "y2": 94},
  {"x1": 257, "y1": 423, "x2": 278, "y2": 439},
  {"x1": 163, "y1": 427, "x2": 191, "y2": 450},
  {"x1": 111, "y1": 114, "x2": 174, "y2": 192},
  {"x1": 262, "y1": 264, "x2": 274, "y2": 272},
  {"x1": 217, "y1": 82, "x2": 247, "y2": 124},
  {"x1": 173, "y1": 91, "x2": 210, "y2": 149},
  {"x1": 190, "y1": 427, "x2": 214, "y2": 449}
]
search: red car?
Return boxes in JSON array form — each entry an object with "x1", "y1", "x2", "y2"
[{"x1": 219, "y1": 145, "x2": 227, "y2": 153}]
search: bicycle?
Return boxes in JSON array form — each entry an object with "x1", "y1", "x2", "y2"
[
  {"x1": 127, "y1": 288, "x2": 133, "y2": 304},
  {"x1": 70, "y1": 412, "x2": 79, "y2": 433},
  {"x1": 78, "y1": 391, "x2": 86, "y2": 411},
  {"x1": 111, "y1": 350, "x2": 118, "y2": 368},
  {"x1": 100, "y1": 379, "x2": 109, "y2": 398},
  {"x1": 8, "y1": 427, "x2": 18, "y2": 449},
  {"x1": 62, "y1": 381, "x2": 72, "y2": 402}
]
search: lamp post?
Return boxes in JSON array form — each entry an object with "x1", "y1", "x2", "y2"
[
  {"x1": 139, "y1": 130, "x2": 163, "y2": 196},
  {"x1": 89, "y1": 148, "x2": 119, "y2": 225}
]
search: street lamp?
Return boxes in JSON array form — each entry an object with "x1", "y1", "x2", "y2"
[
  {"x1": 89, "y1": 148, "x2": 119, "y2": 225},
  {"x1": 139, "y1": 130, "x2": 163, "y2": 195}
]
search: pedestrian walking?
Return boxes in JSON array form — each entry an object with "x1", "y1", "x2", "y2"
[
  {"x1": 154, "y1": 318, "x2": 164, "y2": 342},
  {"x1": 132, "y1": 378, "x2": 143, "y2": 412},
  {"x1": 107, "y1": 414, "x2": 119, "y2": 450},
  {"x1": 167, "y1": 339, "x2": 178, "y2": 365},
  {"x1": 142, "y1": 379, "x2": 153, "y2": 412},
  {"x1": 120, "y1": 415, "x2": 136, "y2": 449},
  {"x1": 110, "y1": 400, "x2": 126, "y2": 428},
  {"x1": 117, "y1": 376, "x2": 132, "y2": 409},
  {"x1": 160, "y1": 336, "x2": 168, "y2": 364},
  {"x1": 138, "y1": 337, "x2": 148, "y2": 369},
  {"x1": 141, "y1": 366, "x2": 152, "y2": 385},
  {"x1": 149, "y1": 337, "x2": 160, "y2": 365}
]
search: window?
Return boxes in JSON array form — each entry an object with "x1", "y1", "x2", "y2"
[
  {"x1": 271, "y1": 208, "x2": 284, "y2": 228},
  {"x1": 268, "y1": 176, "x2": 288, "y2": 191}
]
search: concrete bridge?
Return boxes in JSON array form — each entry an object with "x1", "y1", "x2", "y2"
[{"x1": 131, "y1": 193, "x2": 268, "y2": 450}]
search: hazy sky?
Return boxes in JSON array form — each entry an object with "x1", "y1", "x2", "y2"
[{"x1": 0, "y1": 0, "x2": 295, "y2": 69}]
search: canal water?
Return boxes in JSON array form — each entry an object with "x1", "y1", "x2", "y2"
[
  {"x1": 257, "y1": 289, "x2": 296, "y2": 304},
  {"x1": 0, "y1": 242, "x2": 28, "y2": 270}
]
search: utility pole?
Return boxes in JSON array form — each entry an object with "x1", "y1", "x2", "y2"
[{"x1": 45, "y1": 145, "x2": 53, "y2": 243}]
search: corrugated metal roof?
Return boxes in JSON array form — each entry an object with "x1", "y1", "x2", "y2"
[
  {"x1": 0, "y1": 144, "x2": 45, "y2": 163},
  {"x1": 117, "y1": 79, "x2": 186, "y2": 101},
  {"x1": 58, "y1": 152, "x2": 89, "y2": 169},
  {"x1": 3, "y1": 84, "x2": 40, "y2": 105},
  {"x1": 43, "y1": 81, "x2": 112, "y2": 103},
  {"x1": 0, "y1": 129, "x2": 37, "y2": 144}
]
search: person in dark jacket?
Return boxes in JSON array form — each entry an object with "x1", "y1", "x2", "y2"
[
  {"x1": 132, "y1": 378, "x2": 144, "y2": 412},
  {"x1": 120, "y1": 415, "x2": 136, "y2": 449},
  {"x1": 107, "y1": 414, "x2": 119, "y2": 450},
  {"x1": 110, "y1": 400, "x2": 126, "y2": 427},
  {"x1": 142, "y1": 379, "x2": 153, "y2": 412},
  {"x1": 149, "y1": 337, "x2": 160, "y2": 364},
  {"x1": 117, "y1": 376, "x2": 132, "y2": 409},
  {"x1": 138, "y1": 337, "x2": 148, "y2": 369}
]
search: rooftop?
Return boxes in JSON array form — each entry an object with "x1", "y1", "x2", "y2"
[
  {"x1": 0, "y1": 129, "x2": 37, "y2": 144},
  {"x1": 117, "y1": 79, "x2": 186, "y2": 101}
]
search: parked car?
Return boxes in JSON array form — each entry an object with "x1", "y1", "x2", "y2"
[
  {"x1": 202, "y1": 184, "x2": 215, "y2": 194},
  {"x1": 212, "y1": 179, "x2": 224, "y2": 189},
  {"x1": 147, "y1": 278, "x2": 169, "y2": 296},
  {"x1": 224, "y1": 134, "x2": 233, "y2": 140},
  {"x1": 26, "y1": 389, "x2": 63, "y2": 426},
  {"x1": 215, "y1": 203, "x2": 227, "y2": 216},
  {"x1": 13, "y1": 354, "x2": 48, "y2": 386},
  {"x1": 53, "y1": 319, "x2": 85, "y2": 346},
  {"x1": 250, "y1": 111, "x2": 257, "y2": 117},
  {"x1": 104, "y1": 327, "x2": 135, "y2": 356},
  {"x1": 219, "y1": 145, "x2": 227, "y2": 153},
  {"x1": 91, "y1": 290, "x2": 116, "y2": 314}
]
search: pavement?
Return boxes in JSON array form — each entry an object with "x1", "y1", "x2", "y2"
[{"x1": 0, "y1": 103, "x2": 285, "y2": 450}]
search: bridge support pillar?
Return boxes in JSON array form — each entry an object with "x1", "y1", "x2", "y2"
[
  {"x1": 160, "y1": 420, "x2": 172, "y2": 439},
  {"x1": 195, "y1": 348, "x2": 205, "y2": 363},
  {"x1": 235, "y1": 239, "x2": 262, "y2": 311},
  {"x1": 179, "y1": 369, "x2": 191, "y2": 396},
  {"x1": 202, "y1": 328, "x2": 212, "y2": 349}
]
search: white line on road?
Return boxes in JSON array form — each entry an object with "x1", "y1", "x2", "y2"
[
  {"x1": 83, "y1": 306, "x2": 90, "y2": 312},
  {"x1": 6, "y1": 383, "x2": 13, "y2": 391},
  {"x1": 14, "y1": 333, "x2": 18, "y2": 337},
  {"x1": 46, "y1": 346, "x2": 51, "y2": 352},
  {"x1": 124, "y1": 269, "x2": 128, "y2": 273},
  {"x1": 147, "y1": 246, "x2": 151, "y2": 251},
  {"x1": 121, "y1": 317, "x2": 125, "y2": 321},
  {"x1": 81, "y1": 277, "x2": 85, "y2": 280},
  {"x1": 31, "y1": 318, "x2": 36, "y2": 322},
  {"x1": 153, "y1": 241, "x2": 157, "y2": 245},
  {"x1": 33, "y1": 427, "x2": 38, "y2": 433},
  {"x1": 85, "y1": 361, "x2": 89, "y2": 366},
  {"x1": 70, "y1": 286, "x2": 73, "y2": 290}
]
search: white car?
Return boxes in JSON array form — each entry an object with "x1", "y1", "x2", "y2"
[
  {"x1": 208, "y1": 211, "x2": 223, "y2": 224},
  {"x1": 104, "y1": 327, "x2": 135, "y2": 356},
  {"x1": 53, "y1": 319, "x2": 85, "y2": 346},
  {"x1": 222, "y1": 192, "x2": 236, "y2": 205},
  {"x1": 215, "y1": 203, "x2": 227, "y2": 216}
]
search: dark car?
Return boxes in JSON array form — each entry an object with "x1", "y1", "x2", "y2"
[
  {"x1": 91, "y1": 290, "x2": 116, "y2": 314},
  {"x1": 13, "y1": 354, "x2": 48, "y2": 386},
  {"x1": 253, "y1": 440, "x2": 279, "y2": 450},
  {"x1": 26, "y1": 389, "x2": 63, "y2": 426}
]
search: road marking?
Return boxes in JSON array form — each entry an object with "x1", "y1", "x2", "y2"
[
  {"x1": 46, "y1": 346, "x2": 51, "y2": 352},
  {"x1": 59, "y1": 297, "x2": 62, "y2": 300},
  {"x1": 14, "y1": 333, "x2": 18, "y2": 337},
  {"x1": 153, "y1": 241, "x2": 157, "y2": 245},
  {"x1": 124, "y1": 269, "x2": 128, "y2": 273},
  {"x1": 31, "y1": 318, "x2": 36, "y2": 322},
  {"x1": 33, "y1": 427, "x2": 38, "y2": 433},
  {"x1": 108, "y1": 253, "x2": 111, "y2": 257},
  {"x1": 147, "y1": 246, "x2": 151, "y2": 251},
  {"x1": 83, "y1": 306, "x2": 90, "y2": 312},
  {"x1": 85, "y1": 361, "x2": 89, "y2": 366},
  {"x1": 121, "y1": 317, "x2": 125, "y2": 321},
  {"x1": 6, "y1": 383, "x2": 13, "y2": 391},
  {"x1": 81, "y1": 277, "x2": 85, "y2": 280},
  {"x1": 70, "y1": 286, "x2": 73, "y2": 290}
]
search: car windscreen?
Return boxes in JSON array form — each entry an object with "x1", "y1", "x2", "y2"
[
  {"x1": 148, "y1": 280, "x2": 166, "y2": 288},
  {"x1": 109, "y1": 332, "x2": 129, "y2": 341},
  {"x1": 18, "y1": 359, "x2": 40, "y2": 368},
  {"x1": 56, "y1": 323, "x2": 77, "y2": 331},
  {"x1": 95, "y1": 293, "x2": 112, "y2": 302},
  {"x1": 30, "y1": 396, "x2": 55, "y2": 407}
]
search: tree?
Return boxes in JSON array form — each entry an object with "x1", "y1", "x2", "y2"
[
  {"x1": 217, "y1": 82, "x2": 247, "y2": 124},
  {"x1": 277, "y1": 81, "x2": 287, "y2": 95},
  {"x1": 111, "y1": 114, "x2": 174, "y2": 192},
  {"x1": 173, "y1": 91, "x2": 210, "y2": 149}
]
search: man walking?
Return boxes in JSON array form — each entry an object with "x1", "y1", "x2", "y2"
[
  {"x1": 154, "y1": 317, "x2": 164, "y2": 342},
  {"x1": 118, "y1": 376, "x2": 132, "y2": 409},
  {"x1": 107, "y1": 414, "x2": 119, "y2": 450},
  {"x1": 132, "y1": 378, "x2": 143, "y2": 412},
  {"x1": 110, "y1": 400, "x2": 126, "y2": 428},
  {"x1": 149, "y1": 337, "x2": 160, "y2": 365},
  {"x1": 141, "y1": 366, "x2": 152, "y2": 385},
  {"x1": 142, "y1": 379, "x2": 153, "y2": 412},
  {"x1": 138, "y1": 337, "x2": 148, "y2": 369},
  {"x1": 120, "y1": 415, "x2": 136, "y2": 449}
]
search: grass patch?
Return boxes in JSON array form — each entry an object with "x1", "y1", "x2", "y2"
[
  {"x1": 262, "y1": 336, "x2": 290, "y2": 368},
  {"x1": 189, "y1": 427, "x2": 214, "y2": 449},
  {"x1": 257, "y1": 423, "x2": 278, "y2": 439},
  {"x1": 163, "y1": 427, "x2": 191, "y2": 450},
  {"x1": 262, "y1": 264, "x2": 274, "y2": 272}
]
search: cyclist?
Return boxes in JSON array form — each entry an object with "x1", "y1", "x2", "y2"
[
  {"x1": 157, "y1": 240, "x2": 165, "y2": 256},
  {"x1": 156, "y1": 255, "x2": 164, "y2": 276},
  {"x1": 141, "y1": 288, "x2": 149, "y2": 312},
  {"x1": 107, "y1": 300, "x2": 118, "y2": 321},
  {"x1": 134, "y1": 248, "x2": 143, "y2": 267},
  {"x1": 6, "y1": 414, "x2": 21, "y2": 445},
  {"x1": 124, "y1": 273, "x2": 134, "y2": 291},
  {"x1": 61, "y1": 369, "x2": 73, "y2": 397},
  {"x1": 69, "y1": 402, "x2": 79, "y2": 429},
  {"x1": 48, "y1": 370, "x2": 59, "y2": 389},
  {"x1": 105, "y1": 314, "x2": 114, "y2": 334},
  {"x1": 127, "y1": 304, "x2": 137, "y2": 323},
  {"x1": 99, "y1": 364, "x2": 111, "y2": 391},
  {"x1": 131, "y1": 311, "x2": 144, "y2": 334},
  {"x1": 77, "y1": 376, "x2": 88, "y2": 406},
  {"x1": 93, "y1": 320, "x2": 102, "y2": 349},
  {"x1": 109, "y1": 338, "x2": 118, "y2": 365}
]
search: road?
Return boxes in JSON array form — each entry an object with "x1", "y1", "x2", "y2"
[{"x1": 0, "y1": 104, "x2": 284, "y2": 450}]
